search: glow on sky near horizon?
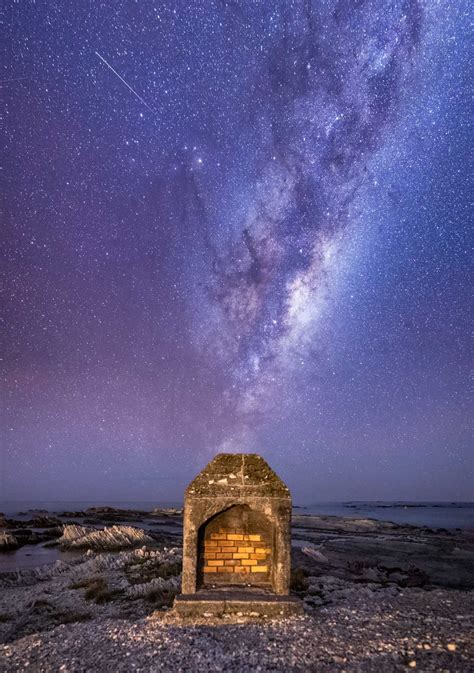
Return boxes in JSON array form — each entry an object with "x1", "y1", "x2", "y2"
[{"x1": 3, "y1": 1, "x2": 472, "y2": 502}]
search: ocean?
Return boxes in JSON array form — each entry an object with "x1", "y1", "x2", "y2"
[{"x1": 1, "y1": 500, "x2": 473, "y2": 530}]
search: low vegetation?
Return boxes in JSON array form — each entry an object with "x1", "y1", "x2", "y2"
[
  {"x1": 290, "y1": 567, "x2": 310, "y2": 593},
  {"x1": 70, "y1": 576, "x2": 123, "y2": 604}
]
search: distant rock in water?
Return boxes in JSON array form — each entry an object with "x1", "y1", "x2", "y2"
[
  {"x1": 59, "y1": 524, "x2": 153, "y2": 551},
  {"x1": 151, "y1": 507, "x2": 183, "y2": 517}
]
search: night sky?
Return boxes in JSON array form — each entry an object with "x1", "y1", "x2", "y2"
[{"x1": 3, "y1": 1, "x2": 472, "y2": 503}]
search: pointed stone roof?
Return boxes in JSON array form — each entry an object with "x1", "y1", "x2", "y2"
[{"x1": 185, "y1": 453, "x2": 290, "y2": 498}]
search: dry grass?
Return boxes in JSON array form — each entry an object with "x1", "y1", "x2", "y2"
[{"x1": 70, "y1": 576, "x2": 123, "y2": 604}]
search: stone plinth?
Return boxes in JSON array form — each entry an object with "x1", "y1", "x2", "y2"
[{"x1": 174, "y1": 590, "x2": 302, "y2": 618}]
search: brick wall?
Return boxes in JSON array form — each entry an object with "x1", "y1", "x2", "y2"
[{"x1": 202, "y1": 529, "x2": 271, "y2": 576}]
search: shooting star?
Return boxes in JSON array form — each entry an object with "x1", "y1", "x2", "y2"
[
  {"x1": 0, "y1": 76, "x2": 30, "y2": 84},
  {"x1": 95, "y1": 51, "x2": 154, "y2": 113}
]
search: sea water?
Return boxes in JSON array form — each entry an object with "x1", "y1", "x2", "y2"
[
  {"x1": 1, "y1": 499, "x2": 472, "y2": 529},
  {"x1": 1, "y1": 501, "x2": 472, "y2": 572}
]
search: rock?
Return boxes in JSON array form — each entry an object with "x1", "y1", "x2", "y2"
[
  {"x1": 151, "y1": 508, "x2": 183, "y2": 517},
  {"x1": 447, "y1": 643, "x2": 457, "y2": 651},
  {"x1": 28, "y1": 516, "x2": 62, "y2": 528},
  {"x1": 59, "y1": 525, "x2": 154, "y2": 551},
  {"x1": 0, "y1": 533, "x2": 18, "y2": 550},
  {"x1": 301, "y1": 547, "x2": 329, "y2": 564},
  {"x1": 58, "y1": 511, "x2": 87, "y2": 518},
  {"x1": 304, "y1": 596, "x2": 323, "y2": 608},
  {"x1": 359, "y1": 567, "x2": 385, "y2": 582},
  {"x1": 388, "y1": 572, "x2": 408, "y2": 584},
  {"x1": 84, "y1": 507, "x2": 147, "y2": 522},
  {"x1": 124, "y1": 575, "x2": 180, "y2": 599}
]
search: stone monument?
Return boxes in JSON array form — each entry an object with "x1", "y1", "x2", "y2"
[{"x1": 173, "y1": 453, "x2": 303, "y2": 617}]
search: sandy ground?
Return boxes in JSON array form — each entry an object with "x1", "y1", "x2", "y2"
[{"x1": 1, "y1": 588, "x2": 473, "y2": 672}]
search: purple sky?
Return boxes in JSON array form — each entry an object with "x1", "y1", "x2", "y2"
[{"x1": 2, "y1": 1, "x2": 472, "y2": 503}]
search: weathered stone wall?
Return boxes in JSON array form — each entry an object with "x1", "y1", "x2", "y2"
[{"x1": 181, "y1": 454, "x2": 292, "y2": 596}]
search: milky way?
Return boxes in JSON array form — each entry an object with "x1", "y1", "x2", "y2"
[
  {"x1": 3, "y1": 1, "x2": 472, "y2": 501},
  {"x1": 197, "y1": 2, "x2": 424, "y2": 450}
]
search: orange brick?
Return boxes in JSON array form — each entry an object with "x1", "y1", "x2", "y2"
[
  {"x1": 207, "y1": 560, "x2": 224, "y2": 566},
  {"x1": 241, "y1": 558, "x2": 257, "y2": 566},
  {"x1": 204, "y1": 540, "x2": 218, "y2": 547},
  {"x1": 251, "y1": 565, "x2": 268, "y2": 573},
  {"x1": 250, "y1": 553, "x2": 266, "y2": 560},
  {"x1": 210, "y1": 533, "x2": 226, "y2": 540},
  {"x1": 204, "y1": 552, "x2": 216, "y2": 559},
  {"x1": 234, "y1": 566, "x2": 249, "y2": 573},
  {"x1": 220, "y1": 540, "x2": 237, "y2": 547},
  {"x1": 255, "y1": 548, "x2": 271, "y2": 554},
  {"x1": 232, "y1": 553, "x2": 249, "y2": 559},
  {"x1": 216, "y1": 552, "x2": 232, "y2": 559},
  {"x1": 237, "y1": 546, "x2": 254, "y2": 553},
  {"x1": 248, "y1": 534, "x2": 261, "y2": 541},
  {"x1": 203, "y1": 567, "x2": 217, "y2": 573},
  {"x1": 217, "y1": 566, "x2": 230, "y2": 573},
  {"x1": 224, "y1": 559, "x2": 238, "y2": 566},
  {"x1": 227, "y1": 534, "x2": 244, "y2": 541}
]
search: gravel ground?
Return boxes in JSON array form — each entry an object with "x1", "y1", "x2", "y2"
[{"x1": 1, "y1": 588, "x2": 472, "y2": 672}]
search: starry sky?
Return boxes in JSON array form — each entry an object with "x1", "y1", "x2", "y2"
[{"x1": 2, "y1": 1, "x2": 472, "y2": 503}]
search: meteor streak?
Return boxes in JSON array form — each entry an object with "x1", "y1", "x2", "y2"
[
  {"x1": 95, "y1": 51, "x2": 154, "y2": 113},
  {"x1": 0, "y1": 76, "x2": 29, "y2": 84}
]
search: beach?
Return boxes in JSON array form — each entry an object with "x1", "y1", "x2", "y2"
[{"x1": 0, "y1": 506, "x2": 473, "y2": 671}]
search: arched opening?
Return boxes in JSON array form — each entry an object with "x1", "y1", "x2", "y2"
[{"x1": 197, "y1": 504, "x2": 274, "y2": 591}]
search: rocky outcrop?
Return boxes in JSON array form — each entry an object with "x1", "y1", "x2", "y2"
[
  {"x1": 0, "y1": 533, "x2": 18, "y2": 550},
  {"x1": 58, "y1": 525, "x2": 154, "y2": 551},
  {"x1": 0, "y1": 546, "x2": 182, "y2": 643}
]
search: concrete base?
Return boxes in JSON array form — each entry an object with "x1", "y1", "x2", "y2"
[{"x1": 173, "y1": 590, "x2": 303, "y2": 618}]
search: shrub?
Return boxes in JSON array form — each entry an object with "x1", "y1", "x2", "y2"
[{"x1": 290, "y1": 567, "x2": 309, "y2": 592}]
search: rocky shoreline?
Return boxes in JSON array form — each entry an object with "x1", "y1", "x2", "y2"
[{"x1": 0, "y1": 508, "x2": 473, "y2": 671}]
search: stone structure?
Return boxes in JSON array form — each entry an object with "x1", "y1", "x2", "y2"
[{"x1": 173, "y1": 453, "x2": 302, "y2": 618}]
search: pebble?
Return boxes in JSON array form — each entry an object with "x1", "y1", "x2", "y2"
[{"x1": 0, "y1": 589, "x2": 472, "y2": 673}]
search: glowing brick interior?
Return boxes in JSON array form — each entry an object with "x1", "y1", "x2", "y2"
[
  {"x1": 203, "y1": 530, "x2": 271, "y2": 576},
  {"x1": 198, "y1": 504, "x2": 273, "y2": 586}
]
